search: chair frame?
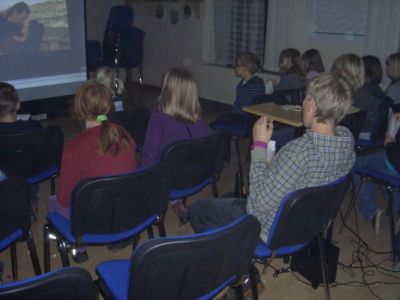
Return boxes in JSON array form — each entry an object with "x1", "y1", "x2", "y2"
[
  {"x1": 251, "y1": 175, "x2": 351, "y2": 300},
  {"x1": 0, "y1": 176, "x2": 41, "y2": 281},
  {"x1": 43, "y1": 164, "x2": 169, "y2": 272}
]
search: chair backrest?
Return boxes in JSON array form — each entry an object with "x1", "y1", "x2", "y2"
[
  {"x1": 369, "y1": 96, "x2": 393, "y2": 142},
  {"x1": 0, "y1": 177, "x2": 31, "y2": 243},
  {"x1": 273, "y1": 88, "x2": 306, "y2": 106},
  {"x1": 128, "y1": 214, "x2": 261, "y2": 300},
  {"x1": 339, "y1": 110, "x2": 367, "y2": 141},
  {"x1": 70, "y1": 163, "x2": 169, "y2": 237},
  {"x1": 159, "y1": 132, "x2": 230, "y2": 190},
  {"x1": 0, "y1": 267, "x2": 96, "y2": 300},
  {"x1": 0, "y1": 126, "x2": 63, "y2": 178},
  {"x1": 266, "y1": 175, "x2": 351, "y2": 251}
]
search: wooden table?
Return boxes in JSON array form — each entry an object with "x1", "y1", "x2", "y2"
[{"x1": 243, "y1": 102, "x2": 360, "y2": 128}]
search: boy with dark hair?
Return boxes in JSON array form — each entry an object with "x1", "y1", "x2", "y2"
[
  {"x1": 0, "y1": 82, "x2": 41, "y2": 134},
  {"x1": 190, "y1": 73, "x2": 356, "y2": 240}
]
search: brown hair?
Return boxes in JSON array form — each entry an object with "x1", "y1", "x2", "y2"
[
  {"x1": 235, "y1": 52, "x2": 260, "y2": 74},
  {"x1": 159, "y1": 68, "x2": 201, "y2": 123},
  {"x1": 362, "y1": 55, "x2": 382, "y2": 85},
  {"x1": 279, "y1": 48, "x2": 304, "y2": 76},
  {"x1": 72, "y1": 81, "x2": 130, "y2": 156},
  {"x1": 302, "y1": 49, "x2": 325, "y2": 73},
  {"x1": 332, "y1": 53, "x2": 364, "y2": 91},
  {"x1": 386, "y1": 52, "x2": 400, "y2": 81},
  {"x1": 0, "y1": 82, "x2": 19, "y2": 117},
  {"x1": 307, "y1": 73, "x2": 353, "y2": 125}
]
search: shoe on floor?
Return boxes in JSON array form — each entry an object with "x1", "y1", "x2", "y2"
[{"x1": 107, "y1": 239, "x2": 133, "y2": 253}]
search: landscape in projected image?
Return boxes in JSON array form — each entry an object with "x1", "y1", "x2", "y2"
[{"x1": 0, "y1": 0, "x2": 70, "y2": 55}]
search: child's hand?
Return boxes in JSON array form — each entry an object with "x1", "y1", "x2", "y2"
[{"x1": 253, "y1": 116, "x2": 274, "y2": 144}]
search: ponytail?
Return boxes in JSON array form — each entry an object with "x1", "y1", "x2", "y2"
[{"x1": 98, "y1": 120, "x2": 130, "y2": 156}]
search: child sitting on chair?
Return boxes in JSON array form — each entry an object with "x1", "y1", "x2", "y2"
[{"x1": 0, "y1": 82, "x2": 41, "y2": 134}]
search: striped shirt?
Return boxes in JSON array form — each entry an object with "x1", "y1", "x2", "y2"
[
  {"x1": 232, "y1": 76, "x2": 265, "y2": 115},
  {"x1": 246, "y1": 126, "x2": 356, "y2": 241}
]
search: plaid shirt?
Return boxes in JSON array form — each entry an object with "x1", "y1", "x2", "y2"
[{"x1": 246, "y1": 126, "x2": 356, "y2": 241}]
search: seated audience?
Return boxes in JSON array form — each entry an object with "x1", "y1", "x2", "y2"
[
  {"x1": 385, "y1": 52, "x2": 400, "y2": 106},
  {"x1": 141, "y1": 68, "x2": 209, "y2": 221},
  {"x1": 189, "y1": 73, "x2": 356, "y2": 240},
  {"x1": 0, "y1": 82, "x2": 41, "y2": 134},
  {"x1": 274, "y1": 48, "x2": 305, "y2": 91},
  {"x1": 48, "y1": 81, "x2": 137, "y2": 219},
  {"x1": 358, "y1": 55, "x2": 387, "y2": 139},
  {"x1": 354, "y1": 112, "x2": 400, "y2": 232},
  {"x1": 301, "y1": 49, "x2": 325, "y2": 81}
]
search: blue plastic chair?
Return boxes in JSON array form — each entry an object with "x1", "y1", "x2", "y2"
[
  {"x1": 342, "y1": 168, "x2": 400, "y2": 261},
  {"x1": 0, "y1": 177, "x2": 41, "y2": 281},
  {"x1": 158, "y1": 132, "x2": 230, "y2": 230},
  {"x1": 0, "y1": 267, "x2": 95, "y2": 300},
  {"x1": 43, "y1": 163, "x2": 169, "y2": 272},
  {"x1": 95, "y1": 214, "x2": 261, "y2": 300},
  {"x1": 252, "y1": 175, "x2": 351, "y2": 300}
]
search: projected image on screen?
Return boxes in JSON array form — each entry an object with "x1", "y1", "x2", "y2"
[
  {"x1": 0, "y1": 0, "x2": 86, "y2": 102},
  {"x1": 0, "y1": 0, "x2": 71, "y2": 55}
]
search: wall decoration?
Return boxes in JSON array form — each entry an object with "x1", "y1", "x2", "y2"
[
  {"x1": 183, "y1": 4, "x2": 191, "y2": 19},
  {"x1": 155, "y1": 3, "x2": 164, "y2": 18}
]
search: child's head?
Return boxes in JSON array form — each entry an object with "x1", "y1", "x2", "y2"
[
  {"x1": 0, "y1": 82, "x2": 20, "y2": 120},
  {"x1": 96, "y1": 66, "x2": 124, "y2": 96},
  {"x1": 72, "y1": 81, "x2": 113, "y2": 122},
  {"x1": 332, "y1": 53, "x2": 364, "y2": 91},
  {"x1": 301, "y1": 49, "x2": 325, "y2": 74},
  {"x1": 362, "y1": 55, "x2": 382, "y2": 85},
  {"x1": 234, "y1": 52, "x2": 260, "y2": 77},
  {"x1": 279, "y1": 48, "x2": 303, "y2": 75},
  {"x1": 303, "y1": 73, "x2": 353, "y2": 126},
  {"x1": 386, "y1": 53, "x2": 400, "y2": 81},
  {"x1": 159, "y1": 68, "x2": 201, "y2": 123}
]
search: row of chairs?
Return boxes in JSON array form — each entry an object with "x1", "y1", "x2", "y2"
[{"x1": 1, "y1": 171, "x2": 351, "y2": 300}]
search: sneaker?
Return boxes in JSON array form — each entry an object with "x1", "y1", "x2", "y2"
[
  {"x1": 71, "y1": 249, "x2": 89, "y2": 264},
  {"x1": 372, "y1": 208, "x2": 385, "y2": 234},
  {"x1": 107, "y1": 239, "x2": 133, "y2": 253}
]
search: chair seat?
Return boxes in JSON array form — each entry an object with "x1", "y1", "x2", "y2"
[
  {"x1": 26, "y1": 166, "x2": 59, "y2": 185},
  {"x1": 47, "y1": 212, "x2": 158, "y2": 244},
  {"x1": 211, "y1": 122, "x2": 250, "y2": 138},
  {"x1": 169, "y1": 177, "x2": 212, "y2": 200},
  {"x1": 96, "y1": 259, "x2": 130, "y2": 300},
  {"x1": 354, "y1": 167, "x2": 400, "y2": 188},
  {"x1": 0, "y1": 229, "x2": 23, "y2": 251},
  {"x1": 255, "y1": 240, "x2": 308, "y2": 258}
]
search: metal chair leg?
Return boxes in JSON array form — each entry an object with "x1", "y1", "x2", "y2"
[
  {"x1": 26, "y1": 230, "x2": 41, "y2": 275},
  {"x1": 43, "y1": 224, "x2": 51, "y2": 272},
  {"x1": 249, "y1": 264, "x2": 259, "y2": 300},
  {"x1": 318, "y1": 234, "x2": 331, "y2": 300},
  {"x1": 10, "y1": 243, "x2": 18, "y2": 281},
  {"x1": 211, "y1": 180, "x2": 218, "y2": 198},
  {"x1": 50, "y1": 177, "x2": 56, "y2": 195},
  {"x1": 388, "y1": 190, "x2": 397, "y2": 262},
  {"x1": 138, "y1": 66, "x2": 143, "y2": 86},
  {"x1": 147, "y1": 226, "x2": 154, "y2": 239},
  {"x1": 59, "y1": 240, "x2": 70, "y2": 267},
  {"x1": 234, "y1": 283, "x2": 245, "y2": 300},
  {"x1": 157, "y1": 215, "x2": 167, "y2": 237},
  {"x1": 339, "y1": 178, "x2": 362, "y2": 234}
]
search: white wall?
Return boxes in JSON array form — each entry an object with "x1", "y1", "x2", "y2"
[{"x1": 85, "y1": 1, "x2": 371, "y2": 105}]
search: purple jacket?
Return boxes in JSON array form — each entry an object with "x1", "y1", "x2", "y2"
[{"x1": 141, "y1": 111, "x2": 209, "y2": 167}]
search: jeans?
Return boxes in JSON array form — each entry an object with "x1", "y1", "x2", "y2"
[
  {"x1": 353, "y1": 150, "x2": 400, "y2": 221},
  {"x1": 189, "y1": 198, "x2": 247, "y2": 233}
]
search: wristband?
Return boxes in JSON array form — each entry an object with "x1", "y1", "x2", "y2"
[{"x1": 252, "y1": 140, "x2": 268, "y2": 149}]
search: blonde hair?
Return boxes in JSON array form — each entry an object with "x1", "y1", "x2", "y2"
[
  {"x1": 307, "y1": 73, "x2": 353, "y2": 125},
  {"x1": 236, "y1": 52, "x2": 260, "y2": 74},
  {"x1": 73, "y1": 81, "x2": 130, "y2": 156},
  {"x1": 96, "y1": 66, "x2": 124, "y2": 96},
  {"x1": 159, "y1": 68, "x2": 201, "y2": 123},
  {"x1": 386, "y1": 53, "x2": 400, "y2": 81},
  {"x1": 279, "y1": 48, "x2": 303, "y2": 76},
  {"x1": 332, "y1": 53, "x2": 364, "y2": 91}
]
